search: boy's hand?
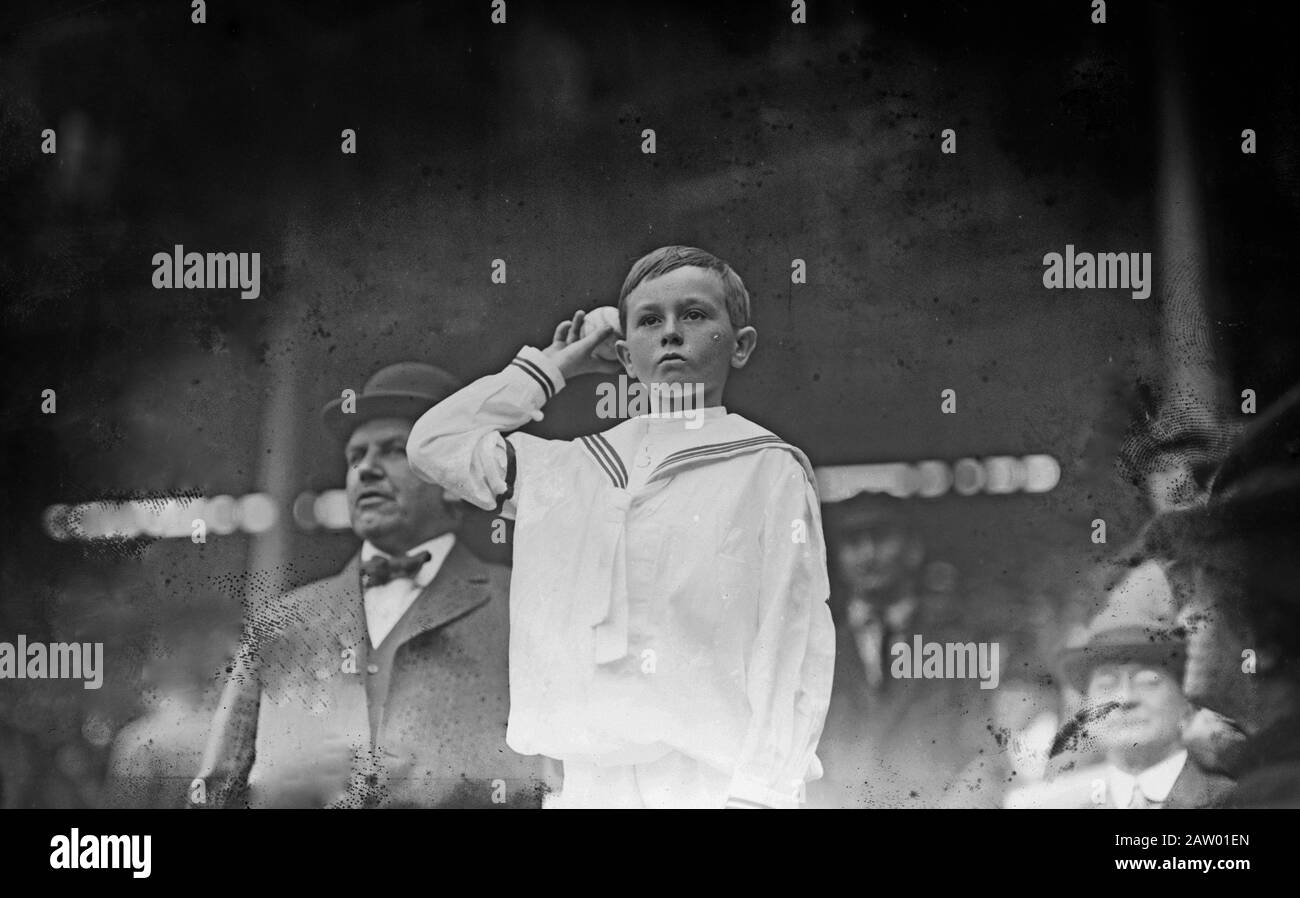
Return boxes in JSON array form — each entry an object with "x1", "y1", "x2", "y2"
[{"x1": 541, "y1": 310, "x2": 623, "y2": 380}]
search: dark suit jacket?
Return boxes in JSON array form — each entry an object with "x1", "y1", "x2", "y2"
[
  {"x1": 1224, "y1": 714, "x2": 1300, "y2": 808},
  {"x1": 1004, "y1": 754, "x2": 1234, "y2": 809},
  {"x1": 193, "y1": 542, "x2": 549, "y2": 808}
]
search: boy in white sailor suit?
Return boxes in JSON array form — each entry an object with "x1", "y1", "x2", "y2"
[{"x1": 408, "y1": 246, "x2": 836, "y2": 808}]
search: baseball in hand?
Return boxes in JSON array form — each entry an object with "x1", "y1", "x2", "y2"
[{"x1": 579, "y1": 306, "x2": 623, "y2": 361}]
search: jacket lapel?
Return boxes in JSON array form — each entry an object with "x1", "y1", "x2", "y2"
[
  {"x1": 330, "y1": 554, "x2": 368, "y2": 651},
  {"x1": 1166, "y1": 758, "x2": 1234, "y2": 809},
  {"x1": 383, "y1": 542, "x2": 494, "y2": 649},
  {"x1": 284, "y1": 553, "x2": 366, "y2": 662}
]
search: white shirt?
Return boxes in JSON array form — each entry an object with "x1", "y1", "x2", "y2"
[
  {"x1": 360, "y1": 533, "x2": 456, "y2": 648},
  {"x1": 406, "y1": 345, "x2": 836, "y2": 809},
  {"x1": 1109, "y1": 748, "x2": 1188, "y2": 808},
  {"x1": 625, "y1": 406, "x2": 729, "y2": 491}
]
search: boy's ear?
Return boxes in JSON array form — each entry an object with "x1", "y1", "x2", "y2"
[
  {"x1": 730, "y1": 326, "x2": 758, "y2": 369},
  {"x1": 614, "y1": 339, "x2": 637, "y2": 379}
]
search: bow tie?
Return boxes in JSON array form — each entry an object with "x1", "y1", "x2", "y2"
[{"x1": 360, "y1": 551, "x2": 432, "y2": 588}]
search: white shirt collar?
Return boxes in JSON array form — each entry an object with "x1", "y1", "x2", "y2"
[
  {"x1": 361, "y1": 532, "x2": 456, "y2": 589},
  {"x1": 1109, "y1": 748, "x2": 1188, "y2": 807}
]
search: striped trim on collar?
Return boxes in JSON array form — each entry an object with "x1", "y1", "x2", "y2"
[
  {"x1": 652, "y1": 433, "x2": 816, "y2": 486},
  {"x1": 579, "y1": 433, "x2": 627, "y2": 488},
  {"x1": 652, "y1": 435, "x2": 795, "y2": 478},
  {"x1": 576, "y1": 423, "x2": 811, "y2": 491},
  {"x1": 657, "y1": 434, "x2": 788, "y2": 469}
]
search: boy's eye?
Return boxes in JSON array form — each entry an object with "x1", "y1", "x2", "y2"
[
  {"x1": 638, "y1": 314, "x2": 661, "y2": 326},
  {"x1": 684, "y1": 309, "x2": 706, "y2": 320}
]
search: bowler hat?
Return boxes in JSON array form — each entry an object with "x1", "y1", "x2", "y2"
[
  {"x1": 320, "y1": 362, "x2": 462, "y2": 441},
  {"x1": 1060, "y1": 560, "x2": 1186, "y2": 693},
  {"x1": 825, "y1": 491, "x2": 913, "y2": 536}
]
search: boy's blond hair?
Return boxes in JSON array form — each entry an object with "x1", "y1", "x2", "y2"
[{"x1": 618, "y1": 246, "x2": 751, "y2": 333}]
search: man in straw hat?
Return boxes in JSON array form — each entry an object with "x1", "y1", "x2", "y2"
[
  {"x1": 1005, "y1": 559, "x2": 1233, "y2": 808},
  {"x1": 192, "y1": 362, "x2": 549, "y2": 808},
  {"x1": 1142, "y1": 383, "x2": 1300, "y2": 807}
]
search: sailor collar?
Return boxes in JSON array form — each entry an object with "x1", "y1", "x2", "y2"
[{"x1": 577, "y1": 412, "x2": 815, "y2": 489}]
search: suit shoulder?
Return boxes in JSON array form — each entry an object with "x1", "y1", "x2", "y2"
[
  {"x1": 241, "y1": 565, "x2": 353, "y2": 646},
  {"x1": 480, "y1": 557, "x2": 511, "y2": 584},
  {"x1": 1227, "y1": 760, "x2": 1300, "y2": 808},
  {"x1": 457, "y1": 548, "x2": 511, "y2": 596}
]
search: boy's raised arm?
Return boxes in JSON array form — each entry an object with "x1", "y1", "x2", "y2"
[
  {"x1": 726, "y1": 458, "x2": 836, "y2": 809},
  {"x1": 406, "y1": 345, "x2": 567, "y2": 516},
  {"x1": 406, "y1": 311, "x2": 619, "y2": 516}
]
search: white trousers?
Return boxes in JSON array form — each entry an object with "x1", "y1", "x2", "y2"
[{"x1": 547, "y1": 752, "x2": 731, "y2": 809}]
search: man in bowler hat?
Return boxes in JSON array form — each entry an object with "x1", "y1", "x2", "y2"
[
  {"x1": 1144, "y1": 383, "x2": 1300, "y2": 807},
  {"x1": 193, "y1": 362, "x2": 549, "y2": 808}
]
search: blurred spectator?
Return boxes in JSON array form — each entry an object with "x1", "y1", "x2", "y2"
[
  {"x1": 940, "y1": 677, "x2": 1059, "y2": 808},
  {"x1": 1005, "y1": 560, "x2": 1233, "y2": 808},
  {"x1": 1145, "y1": 383, "x2": 1300, "y2": 807},
  {"x1": 101, "y1": 614, "x2": 237, "y2": 808},
  {"x1": 809, "y1": 493, "x2": 992, "y2": 808}
]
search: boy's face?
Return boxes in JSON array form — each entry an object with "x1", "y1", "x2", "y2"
[{"x1": 615, "y1": 266, "x2": 756, "y2": 408}]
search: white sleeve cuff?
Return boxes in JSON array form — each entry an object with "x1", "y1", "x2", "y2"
[
  {"x1": 726, "y1": 773, "x2": 803, "y2": 810},
  {"x1": 511, "y1": 345, "x2": 566, "y2": 398}
]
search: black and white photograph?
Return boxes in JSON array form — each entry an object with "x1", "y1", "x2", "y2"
[{"x1": 0, "y1": 0, "x2": 1296, "y2": 873}]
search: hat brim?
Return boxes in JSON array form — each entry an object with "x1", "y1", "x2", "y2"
[
  {"x1": 1142, "y1": 475, "x2": 1300, "y2": 565},
  {"x1": 1060, "y1": 629, "x2": 1186, "y2": 693},
  {"x1": 320, "y1": 392, "x2": 438, "y2": 442}
]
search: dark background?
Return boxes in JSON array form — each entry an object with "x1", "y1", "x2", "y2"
[{"x1": 1, "y1": 0, "x2": 1296, "y2": 807}]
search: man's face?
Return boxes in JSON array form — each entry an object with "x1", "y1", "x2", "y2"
[
  {"x1": 344, "y1": 417, "x2": 457, "y2": 554},
  {"x1": 615, "y1": 266, "x2": 755, "y2": 408},
  {"x1": 836, "y1": 526, "x2": 915, "y2": 593},
  {"x1": 1173, "y1": 563, "x2": 1262, "y2": 736},
  {"x1": 1085, "y1": 661, "x2": 1189, "y2": 753}
]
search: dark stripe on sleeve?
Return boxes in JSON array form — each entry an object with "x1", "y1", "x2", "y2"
[
  {"x1": 493, "y1": 439, "x2": 518, "y2": 514},
  {"x1": 512, "y1": 357, "x2": 556, "y2": 400},
  {"x1": 510, "y1": 360, "x2": 552, "y2": 398}
]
